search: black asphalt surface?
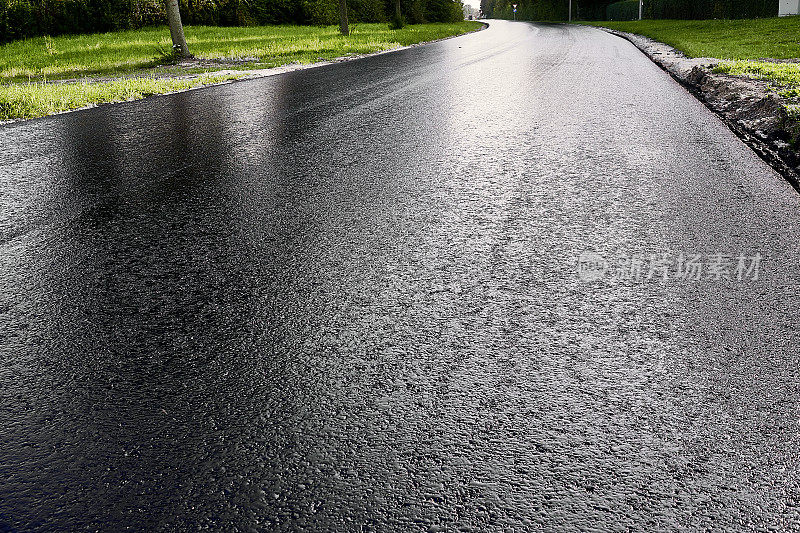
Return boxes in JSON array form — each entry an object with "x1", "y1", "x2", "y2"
[{"x1": 2, "y1": 20, "x2": 800, "y2": 531}]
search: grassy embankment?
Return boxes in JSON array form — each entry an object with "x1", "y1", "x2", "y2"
[
  {"x1": 0, "y1": 22, "x2": 482, "y2": 120},
  {"x1": 580, "y1": 18, "x2": 800, "y2": 104}
]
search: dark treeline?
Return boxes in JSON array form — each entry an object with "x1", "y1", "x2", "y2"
[
  {"x1": 0, "y1": 0, "x2": 464, "y2": 43},
  {"x1": 480, "y1": 0, "x2": 778, "y2": 20},
  {"x1": 479, "y1": 0, "x2": 612, "y2": 20}
]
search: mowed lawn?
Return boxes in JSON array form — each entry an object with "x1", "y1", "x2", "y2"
[
  {"x1": 1, "y1": 22, "x2": 482, "y2": 82},
  {"x1": 0, "y1": 22, "x2": 481, "y2": 120}
]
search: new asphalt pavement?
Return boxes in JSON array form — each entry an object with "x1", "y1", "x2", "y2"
[{"x1": 2, "y1": 20, "x2": 800, "y2": 531}]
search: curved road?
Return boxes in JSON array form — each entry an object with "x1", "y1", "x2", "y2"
[{"x1": 2, "y1": 20, "x2": 800, "y2": 531}]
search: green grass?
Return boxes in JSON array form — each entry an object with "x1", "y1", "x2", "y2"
[
  {"x1": 714, "y1": 60, "x2": 800, "y2": 97},
  {"x1": 0, "y1": 21, "x2": 482, "y2": 120},
  {"x1": 580, "y1": 18, "x2": 800, "y2": 59},
  {"x1": 0, "y1": 73, "x2": 243, "y2": 120},
  {"x1": 0, "y1": 22, "x2": 482, "y2": 83}
]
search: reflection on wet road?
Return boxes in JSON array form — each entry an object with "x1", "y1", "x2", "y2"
[{"x1": 2, "y1": 19, "x2": 800, "y2": 531}]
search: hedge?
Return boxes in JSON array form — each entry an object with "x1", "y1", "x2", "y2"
[
  {"x1": 606, "y1": 0, "x2": 638, "y2": 20},
  {"x1": 644, "y1": 0, "x2": 778, "y2": 19},
  {"x1": 481, "y1": 0, "x2": 779, "y2": 20}
]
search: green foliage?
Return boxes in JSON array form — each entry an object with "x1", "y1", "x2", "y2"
[
  {"x1": 715, "y1": 60, "x2": 800, "y2": 88},
  {"x1": 0, "y1": 21, "x2": 481, "y2": 119},
  {"x1": 424, "y1": 0, "x2": 464, "y2": 22},
  {"x1": 0, "y1": 73, "x2": 242, "y2": 119},
  {"x1": 606, "y1": 0, "x2": 638, "y2": 20},
  {"x1": 0, "y1": 0, "x2": 166, "y2": 42},
  {"x1": 0, "y1": 0, "x2": 466, "y2": 44},
  {"x1": 481, "y1": 0, "x2": 778, "y2": 20},
  {"x1": 389, "y1": 13, "x2": 406, "y2": 29},
  {"x1": 481, "y1": 0, "x2": 616, "y2": 20},
  {"x1": 643, "y1": 0, "x2": 777, "y2": 19},
  {"x1": 581, "y1": 17, "x2": 800, "y2": 59}
]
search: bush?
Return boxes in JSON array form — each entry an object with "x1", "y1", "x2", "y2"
[
  {"x1": 644, "y1": 0, "x2": 778, "y2": 19},
  {"x1": 606, "y1": 0, "x2": 638, "y2": 20},
  {"x1": 481, "y1": 0, "x2": 779, "y2": 20},
  {"x1": 351, "y1": 0, "x2": 387, "y2": 21},
  {"x1": 297, "y1": 0, "x2": 334, "y2": 25},
  {"x1": 425, "y1": 0, "x2": 464, "y2": 22},
  {"x1": 388, "y1": 12, "x2": 405, "y2": 28}
]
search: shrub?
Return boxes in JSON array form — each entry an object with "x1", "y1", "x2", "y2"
[
  {"x1": 482, "y1": 0, "x2": 779, "y2": 20},
  {"x1": 644, "y1": 0, "x2": 778, "y2": 19},
  {"x1": 606, "y1": 0, "x2": 638, "y2": 20},
  {"x1": 388, "y1": 12, "x2": 406, "y2": 28}
]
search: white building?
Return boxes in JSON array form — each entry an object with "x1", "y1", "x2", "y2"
[{"x1": 779, "y1": 0, "x2": 799, "y2": 16}]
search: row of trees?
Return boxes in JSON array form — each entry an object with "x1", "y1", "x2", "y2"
[
  {"x1": 480, "y1": 0, "x2": 613, "y2": 20},
  {"x1": 167, "y1": 0, "x2": 463, "y2": 55},
  {"x1": 1, "y1": 0, "x2": 465, "y2": 44},
  {"x1": 480, "y1": 0, "x2": 778, "y2": 20}
]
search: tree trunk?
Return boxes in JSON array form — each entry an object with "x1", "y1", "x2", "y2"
[
  {"x1": 338, "y1": 0, "x2": 349, "y2": 35},
  {"x1": 395, "y1": 0, "x2": 401, "y2": 20},
  {"x1": 165, "y1": 0, "x2": 191, "y2": 58}
]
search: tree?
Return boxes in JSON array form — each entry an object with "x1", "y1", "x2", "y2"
[
  {"x1": 165, "y1": 0, "x2": 191, "y2": 58},
  {"x1": 389, "y1": 0, "x2": 404, "y2": 28},
  {"x1": 338, "y1": 0, "x2": 350, "y2": 35}
]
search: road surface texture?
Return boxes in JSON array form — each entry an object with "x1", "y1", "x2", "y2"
[{"x1": 2, "y1": 20, "x2": 800, "y2": 532}]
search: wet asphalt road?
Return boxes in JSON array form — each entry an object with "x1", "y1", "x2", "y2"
[{"x1": 2, "y1": 19, "x2": 800, "y2": 532}]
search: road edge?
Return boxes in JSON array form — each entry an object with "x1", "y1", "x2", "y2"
[
  {"x1": 596, "y1": 27, "x2": 800, "y2": 190},
  {"x1": 0, "y1": 22, "x2": 489, "y2": 127}
]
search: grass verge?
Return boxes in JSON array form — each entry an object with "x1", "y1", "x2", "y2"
[
  {"x1": 1, "y1": 21, "x2": 482, "y2": 121},
  {"x1": 0, "y1": 73, "x2": 244, "y2": 120},
  {"x1": 713, "y1": 60, "x2": 800, "y2": 97}
]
